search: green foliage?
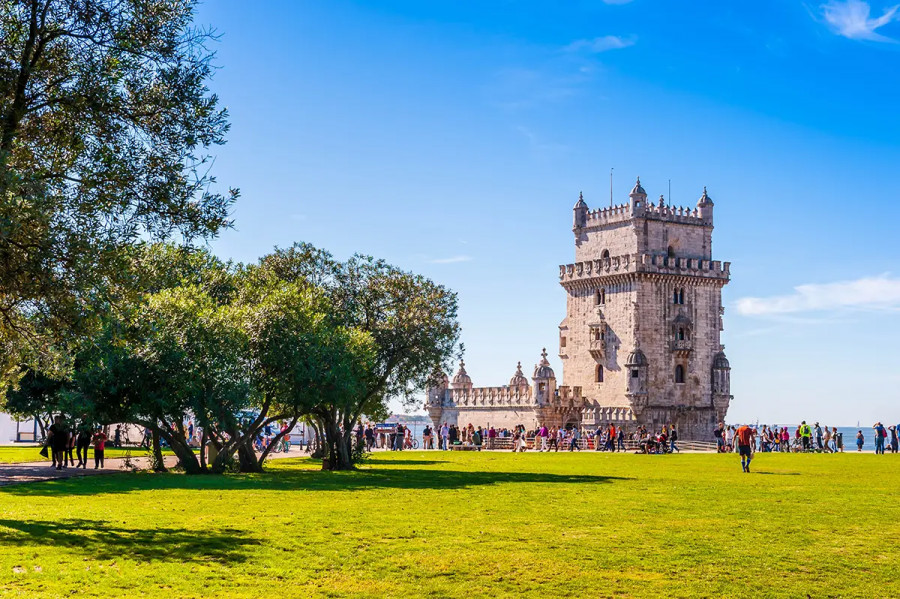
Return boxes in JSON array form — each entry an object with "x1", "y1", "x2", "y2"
[{"x1": 0, "y1": 0, "x2": 236, "y2": 385}]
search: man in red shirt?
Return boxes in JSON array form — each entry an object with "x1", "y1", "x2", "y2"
[{"x1": 735, "y1": 424, "x2": 755, "y2": 473}]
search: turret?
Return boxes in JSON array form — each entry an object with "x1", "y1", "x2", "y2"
[
  {"x1": 573, "y1": 191, "x2": 588, "y2": 230},
  {"x1": 711, "y1": 349, "x2": 732, "y2": 421},
  {"x1": 531, "y1": 348, "x2": 557, "y2": 405},
  {"x1": 698, "y1": 186, "x2": 714, "y2": 224},
  {"x1": 624, "y1": 347, "x2": 649, "y2": 415},
  {"x1": 629, "y1": 177, "x2": 647, "y2": 216}
]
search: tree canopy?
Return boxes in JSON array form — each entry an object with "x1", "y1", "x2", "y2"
[{"x1": 0, "y1": 0, "x2": 235, "y2": 386}]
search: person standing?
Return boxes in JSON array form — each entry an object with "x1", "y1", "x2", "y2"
[
  {"x1": 538, "y1": 425, "x2": 549, "y2": 451},
  {"x1": 873, "y1": 422, "x2": 887, "y2": 455},
  {"x1": 799, "y1": 421, "x2": 812, "y2": 451},
  {"x1": 856, "y1": 430, "x2": 864, "y2": 452},
  {"x1": 889, "y1": 426, "x2": 899, "y2": 454},
  {"x1": 47, "y1": 416, "x2": 69, "y2": 471},
  {"x1": 713, "y1": 423, "x2": 725, "y2": 452},
  {"x1": 440, "y1": 422, "x2": 449, "y2": 450},
  {"x1": 365, "y1": 424, "x2": 376, "y2": 452},
  {"x1": 814, "y1": 423, "x2": 823, "y2": 451},
  {"x1": 92, "y1": 427, "x2": 108, "y2": 469},
  {"x1": 822, "y1": 426, "x2": 832, "y2": 453},
  {"x1": 75, "y1": 417, "x2": 92, "y2": 469},
  {"x1": 735, "y1": 424, "x2": 755, "y2": 473},
  {"x1": 670, "y1": 424, "x2": 679, "y2": 453}
]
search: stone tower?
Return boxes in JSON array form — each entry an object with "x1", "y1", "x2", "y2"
[{"x1": 558, "y1": 178, "x2": 731, "y2": 439}]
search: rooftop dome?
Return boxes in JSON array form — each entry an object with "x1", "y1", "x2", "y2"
[
  {"x1": 509, "y1": 361, "x2": 529, "y2": 388},
  {"x1": 630, "y1": 176, "x2": 646, "y2": 197},
  {"x1": 450, "y1": 360, "x2": 472, "y2": 388},
  {"x1": 713, "y1": 351, "x2": 730, "y2": 369},
  {"x1": 532, "y1": 348, "x2": 556, "y2": 379},
  {"x1": 574, "y1": 190, "x2": 588, "y2": 210},
  {"x1": 698, "y1": 186, "x2": 714, "y2": 206},
  {"x1": 625, "y1": 348, "x2": 648, "y2": 367}
]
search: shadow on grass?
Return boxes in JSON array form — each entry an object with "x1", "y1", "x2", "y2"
[
  {"x1": 0, "y1": 518, "x2": 258, "y2": 563},
  {"x1": 0, "y1": 466, "x2": 629, "y2": 497},
  {"x1": 753, "y1": 472, "x2": 802, "y2": 476}
]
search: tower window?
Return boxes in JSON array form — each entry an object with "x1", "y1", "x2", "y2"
[
  {"x1": 667, "y1": 246, "x2": 675, "y2": 259},
  {"x1": 675, "y1": 365, "x2": 685, "y2": 384},
  {"x1": 595, "y1": 288, "x2": 606, "y2": 305},
  {"x1": 632, "y1": 369, "x2": 640, "y2": 378},
  {"x1": 673, "y1": 288, "x2": 685, "y2": 305},
  {"x1": 678, "y1": 328, "x2": 685, "y2": 341},
  {"x1": 596, "y1": 365, "x2": 604, "y2": 383},
  {"x1": 601, "y1": 249, "x2": 610, "y2": 260},
  {"x1": 560, "y1": 336, "x2": 566, "y2": 348}
]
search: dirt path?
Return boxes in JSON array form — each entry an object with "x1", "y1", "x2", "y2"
[{"x1": 0, "y1": 450, "x2": 304, "y2": 487}]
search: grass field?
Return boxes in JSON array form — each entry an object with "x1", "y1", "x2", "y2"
[
  {"x1": 0, "y1": 446, "x2": 166, "y2": 464},
  {"x1": 1, "y1": 451, "x2": 898, "y2": 598}
]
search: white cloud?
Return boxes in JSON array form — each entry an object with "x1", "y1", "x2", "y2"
[
  {"x1": 429, "y1": 255, "x2": 472, "y2": 264},
  {"x1": 821, "y1": 0, "x2": 900, "y2": 42},
  {"x1": 735, "y1": 274, "x2": 900, "y2": 316},
  {"x1": 564, "y1": 35, "x2": 636, "y2": 53}
]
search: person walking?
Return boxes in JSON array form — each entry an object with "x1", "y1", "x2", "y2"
[
  {"x1": 669, "y1": 424, "x2": 679, "y2": 453},
  {"x1": 538, "y1": 425, "x2": 549, "y2": 451},
  {"x1": 92, "y1": 427, "x2": 107, "y2": 469},
  {"x1": 569, "y1": 427, "x2": 581, "y2": 451},
  {"x1": 822, "y1": 426, "x2": 832, "y2": 453},
  {"x1": 735, "y1": 424, "x2": 755, "y2": 473}
]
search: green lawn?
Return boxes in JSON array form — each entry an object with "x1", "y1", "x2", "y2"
[
  {"x1": 1, "y1": 451, "x2": 898, "y2": 598},
  {"x1": 0, "y1": 446, "x2": 166, "y2": 464}
]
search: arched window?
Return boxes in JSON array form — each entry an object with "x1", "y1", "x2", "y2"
[
  {"x1": 667, "y1": 246, "x2": 675, "y2": 259},
  {"x1": 601, "y1": 249, "x2": 610, "y2": 260},
  {"x1": 675, "y1": 365, "x2": 685, "y2": 384},
  {"x1": 673, "y1": 289, "x2": 679, "y2": 304},
  {"x1": 595, "y1": 288, "x2": 606, "y2": 305},
  {"x1": 678, "y1": 328, "x2": 685, "y2": 341},
  {"x1": 679, "y1": 288, "x2": 685, "y2": 304},
  {"x1": 596, "y1": 364, "x2": 604, "y2": 383}
]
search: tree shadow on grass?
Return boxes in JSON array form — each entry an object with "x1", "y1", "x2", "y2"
[
  {"x1": 0, "y1": 518, "x2": 258, "y2": 564},
  {"x1": 0, "y1": 467, "x2": 630, "y2": 497}
]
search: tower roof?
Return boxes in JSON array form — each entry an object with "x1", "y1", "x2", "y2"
[
  {"x1": 509, "y1": 361, "x2": 529, "y2": 387},
  {"x1": 450, "y1": 360, "x2": 472, "y2": 387},
  {"x1": 630, "y1": 176, "x2": 646, "y2": 197},
  {"x1": 532, "y1": 348, "x2": 555, "y2": 379},
  {"x1": 698, "y1": 186, "x2": 714, "y2": 206},
  {"x1": 625, "y1": 348, "x2": 648, "y2": 367},
  {"x1": 574, "y1": 190, "x2": 588, "y2": 210},
  {"x1": 713, "y1": 351, "x2": 730, "y2": 369}
]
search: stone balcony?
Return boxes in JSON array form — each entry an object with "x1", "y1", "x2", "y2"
[
  {"x1": 671, "y1": 339, "x2": 692, "y2": 355},
  {"x1": 589, "y1": 338, "x2": 608, "y2": 358}
]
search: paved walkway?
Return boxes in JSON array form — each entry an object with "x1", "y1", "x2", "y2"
[{"x1": 0, "y1": 450, "x2": 304, "y2": 487}]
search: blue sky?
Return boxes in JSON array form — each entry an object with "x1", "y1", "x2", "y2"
[{"x1": 194, "y1": 0, "x2": 900, "y2": 425}]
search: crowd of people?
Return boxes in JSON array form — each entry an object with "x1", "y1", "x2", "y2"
[
  {"x1": 712, "y1": 421, "x2": 900, "y2": 454},
  {"x1": 44, "y1": 415, "x2": 112, "y2": 470}
]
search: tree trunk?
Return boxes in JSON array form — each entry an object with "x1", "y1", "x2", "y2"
[
  {"x1": 321, "y1": 417, "x2": 354, "y2": 471},
  {"x1": 151, "y1": 429, "x2": 167, "y2": 473},
  {"x1": 163, "y1": 430, "x2": 203, "y2": 474},
  {"x1": 236, "y1": 439, "x2": 262, "y2": 473}
]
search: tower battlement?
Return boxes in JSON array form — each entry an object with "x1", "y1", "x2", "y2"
[{"x1": 559, "y1": 253, "x2": 730, "y2": 286}]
